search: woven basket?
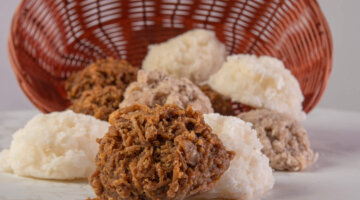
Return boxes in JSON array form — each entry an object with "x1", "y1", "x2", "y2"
[{"x1": 8, "y1": 0, "x2": 332, "y2": 113}]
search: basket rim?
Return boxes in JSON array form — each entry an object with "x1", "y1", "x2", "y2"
[
  {"x1": 302, "y1": 0, "x2": 333, "y2": 112},
  {"x1": 8, "y1": 0, "x2": 53, "y2": 112}
]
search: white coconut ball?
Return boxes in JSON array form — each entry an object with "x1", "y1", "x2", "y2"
[
  {"x1": 190, "y1": 113, "x2": 275, "y2": 200},
  {"x1": 142, "y1": 29, "x2": 226, "y2": 84},
  {"x1": 0, "y1": 110, "x2": 109, "y2": 180},
  {"x1": 208, "y1": 54, "x2": 306, "y2": 121}
]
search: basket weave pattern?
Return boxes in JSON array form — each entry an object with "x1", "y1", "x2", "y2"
[{"x1": 9, "y1": 0, "x2": 332, "y2": 113}]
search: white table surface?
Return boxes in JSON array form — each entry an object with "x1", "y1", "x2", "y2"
[{"x1": 0, "y1": 108, "x2": 359, "y2": 200}]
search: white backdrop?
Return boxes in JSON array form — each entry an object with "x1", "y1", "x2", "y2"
[{"x1": 0, "y1": 0, "x2": 359, "y2": 112}]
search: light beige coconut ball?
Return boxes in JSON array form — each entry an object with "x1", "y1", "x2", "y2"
[{"x1": 119, "y1": 70, "x2": 214, "y2": 114}]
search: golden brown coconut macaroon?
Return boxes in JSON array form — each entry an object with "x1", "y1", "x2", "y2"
[
  {"x1": 89, "y1": 104, "x2": 234, "y2": 200},
  {"x1": 199, "y1": 84, "x2": 235, "y2": 116},
  {"x1": 65, "y1": 58, "x2": 138, "y2": 120},
  {"x1": 69, "y1": 86, "x2": 123, "y2": 121},
  {"x1": 65, "y1": 58, "x2": 138, "y2": 100},
  {"x1": 238, "y1": 109, "x2": 317, "y2": 171},
  {"x1": 199, "y1": 84, "x2": 253, "y2": 116}
]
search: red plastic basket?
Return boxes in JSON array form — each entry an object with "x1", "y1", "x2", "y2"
[{"x1": 8, "y1": 0, "x2": 332, "y2": 113}]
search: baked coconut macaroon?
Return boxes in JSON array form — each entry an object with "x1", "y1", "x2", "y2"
[
  {"x1": 69, "y1": 86, "x2": 123, "y2": 121},
  {"x1": 66, "y1": 58, "x2": 138, "y2": 99},
  {"x1": 65, "y1": 58, "x2": 138, "y2": 120},
  {"x1": 238, "y1": 109, "x2": 317, "y2": 171},
  {"x1": 199, "y1": 84, "x2": 234, "y2": 116},
  {"x1": 89, "y1": 104, "x2": 234, "y2": 200}
]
